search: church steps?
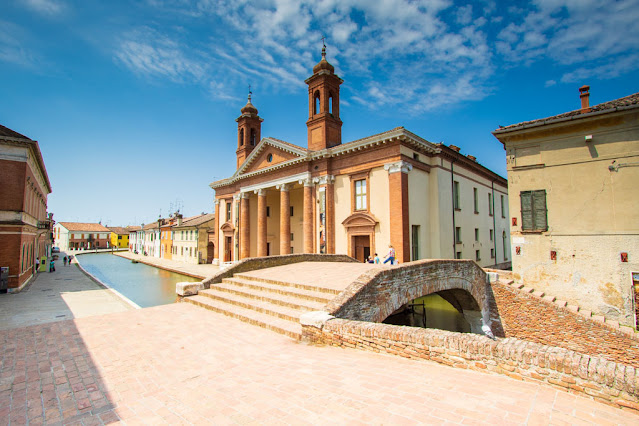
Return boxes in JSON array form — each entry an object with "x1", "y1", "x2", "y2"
[
  {"x1": 184, "y1": 295, "x2": 302, "y2": 340},
  {"x1": 198, "y1": 289, "x2": 303, "y2": 322},
  {"x1": 220, "y1": 277, "x2": 333, "y2": 304},
  {"x1": 231, "y1": 273, "x2": 342, "y2": 295},
  {"x1": 204, "y1": 284, "x2": 326, "y2": 311}
]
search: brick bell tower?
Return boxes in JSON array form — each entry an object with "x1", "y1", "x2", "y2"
[
  {"x1": 236, "y1": 91, "x2": 263, "y2": 169},
  {"x1": 305, "y1": 44, "x2": 343, "y2": 151}
]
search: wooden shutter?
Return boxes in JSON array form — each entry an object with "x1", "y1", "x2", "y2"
[
  {"x1": 520, "y1": 191, "x2": 533, "y2": 230},
  {"x1": 533, "y1": 190, "x2": 547, "y2": 231}
]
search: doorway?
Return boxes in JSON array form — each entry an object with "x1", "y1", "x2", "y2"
[
  {"x1": 224, "y1": 236, "x2": 232, "y2": 262},
  {"x1": 353, "y1": 235, "x2": 370, "y2": 262},
  {"x1": 207, "y1": 242, "x2": 214, "y2": 263}
]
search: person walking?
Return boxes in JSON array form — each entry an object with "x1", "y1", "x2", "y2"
[
  {"x1": 49, "y1": 258, "x2": 55, "y2": 272},
  {"x1": 35, "y1": 258, "x2": 40, "y2": 272},
  {"x1": 63, "y1": 256, "x2": 68, "y2": 266},
  {"x1": 383, "y1": 245, "x2": 395, "y2": 265}
]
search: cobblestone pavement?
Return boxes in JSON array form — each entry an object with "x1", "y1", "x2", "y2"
[
  {"x1": 0, "y1": 253, "x2": 133, "y2": 331},
  {"x1": 113, "y1": 251, "x2": 220, "y2": 280},
  {"x1": 1, "y1": 303, "x2": 637, "y2": 425}
]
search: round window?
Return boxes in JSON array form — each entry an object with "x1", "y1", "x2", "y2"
[{"x1": 267, "y1": 154, "x2": 273, "y2": 162}]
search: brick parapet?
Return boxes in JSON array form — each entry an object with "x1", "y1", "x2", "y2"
[
  {"x1": 199, "y1": 254, "x2": 358, "y2": 290},
  {"x1": 303, "y1": 316, "x2": 639, "y2": 411}
]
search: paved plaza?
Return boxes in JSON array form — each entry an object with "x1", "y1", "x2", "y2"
[{"x1": 2, "y1": 301, "x2": 638, "y2": 425}]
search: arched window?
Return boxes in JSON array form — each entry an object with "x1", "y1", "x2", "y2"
[
  {"x1": 239, "y1": 128, "x2": 244, "y2": 146},
  {"x1": 328, "y1": 92, "x2": 334, "y2": 114},
  {"x1": 314, "y1": 91, "x2": 321, "y2": 114},
  {"x1": 250, "y1": 128, "x2": 256, "y2": 146}
]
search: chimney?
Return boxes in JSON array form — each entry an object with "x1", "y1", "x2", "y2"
[
  {"x1": 467, "y1": 155, "x2": 477, "y2": 162},
  {"x1": 449, "y1": 144, "x2": 461, "y2": 152},
  {"x1": 579, "y1": 85, "x2": 590, "y2": 112},
  {"x1": 176, "y1": 213, "x2": 183, "y2": 226}
]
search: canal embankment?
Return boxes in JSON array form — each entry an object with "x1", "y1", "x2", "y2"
[{"x1": 114, "y1": 251, "x2": 220, "y2": 280}]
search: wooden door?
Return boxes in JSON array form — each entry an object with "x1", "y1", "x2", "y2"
[
  {"x1": 224, "y1": 237, "x2": 232, "y2": 262},
  {"x1": 353, "y1": 236, "x2": 370, "y2": 262}
]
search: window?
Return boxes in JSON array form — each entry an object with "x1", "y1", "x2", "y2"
[
  {"x1": 453, "y1": 181, "x2": 460, "y2": 210},
  {"x1": 266, "y1": 206, "x2": 270, "y2": 217},
  {"x1": 488, "y1": 193, "x2": 493, "y2": 216},
  {"x1": 473, "y1": 188, "x2": 479, "y2": 213},
  {"x1": 501, "y1": 195, "x2": 506, "y2": 218},
  {"x1": 411, "y1": 225, "x2": 420, "y2": 261},
  {"x1": 413, "y1": 153, "x2": 419, "y2": 161},
  {"x1": 181, "y1": 247, "x2": 183, "y2": 255},
  {"x1": 189, "y1": 248, "x2": 193, "y2": 257},
  {"x1": 474, "y1": 228, "x2": 479, "y2": 242},
  {"x1": 267, "y1": 153, "x2": 273, "y2": 162},
  {"x1": 290, "y1": 233, "x2": 294, "y2": 241},
  {"x1": 239, "y1": 128, "x2": 244, "y2": 146},
  {"x1": 490, "y1": 229, "x2": 494, "y2": 241},
  {"x1": 456, "y1": 251, "x2": 462, "y2": 259},
  {"x1": 314, "y1": 91, "x2": 320, "y2": 114},
  {"x1": 520, "y1": 190, "x2": 547, "y2": 231},
  {"x1": 475, "y1": 250, "x2": 481, "y2": 261},
  {"x1": 355, "y1": 179, "x2": 367, "y2": 210},
  {"x1": 290, "y1": 206, "x2": 294, "y2": 217},
  {"x1": 250, "y1": 128, "x2": 256, "y2": 146},
  {"x1": 491, "y1": 248, "x2": 495, "y2": 258},
  {"x1": 455, "y1": 227, "x2": 462, "y2": 244},
  {"x1": 226, "y1": 203, "x2": 231, "y2": 222},
  {"x1": 503, "y1": 231, "x2": 508, "y2": 260}
]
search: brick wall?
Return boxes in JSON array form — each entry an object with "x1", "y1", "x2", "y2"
[
  {"x1": 303, "y1": 318, "x2": 639, "y2": 411},
  {"x1": 491, "y1": 280, "x2": 639, "y2": 368}
]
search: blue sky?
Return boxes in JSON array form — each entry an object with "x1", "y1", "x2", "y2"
[{"x1": 2, "y1": 0, "x2": 637, "y2": 226}]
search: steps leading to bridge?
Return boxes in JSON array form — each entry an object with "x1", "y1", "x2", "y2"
[{"x1": 183, "y1": 274, "x2": 338, "y2": 340}]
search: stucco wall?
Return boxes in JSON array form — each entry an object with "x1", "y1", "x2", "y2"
[{"x1": 407, "y1": 167, "x2": 430, "y2": 260}]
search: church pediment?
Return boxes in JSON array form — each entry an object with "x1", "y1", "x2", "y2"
[
  {"x1": 237, "y1": 138, "x2": 308, "y2": 176},
  {"x1": 342, "y1": 212, "x2": 379, "y2": 228},
  {"x1": 220, "y1": 222, "x2": 234, "y2": 233}
]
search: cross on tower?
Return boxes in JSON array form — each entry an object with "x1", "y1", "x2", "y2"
[{"x1": 321, "y1": 35, "x2": 326, "y2": 48}]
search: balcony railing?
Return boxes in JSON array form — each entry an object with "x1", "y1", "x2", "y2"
[{"x1": 37, "y1": 219, "x2": 52, "y2": 229}]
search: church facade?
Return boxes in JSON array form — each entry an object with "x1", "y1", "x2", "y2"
[{"x1": 210, "y1": 48, "x2": 511, "y2": 268}]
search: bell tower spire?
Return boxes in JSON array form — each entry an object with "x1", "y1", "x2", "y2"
[
  {"x1": 305, "y1": 41, "x2": 343, "y2": 151},
  {"x1": 236, "y1": 86, "x2": 263, "y2": 169}
]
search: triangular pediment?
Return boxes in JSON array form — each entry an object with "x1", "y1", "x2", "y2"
[{"x1": 237, "y1": 138, "x2": 308, "y2": 176}]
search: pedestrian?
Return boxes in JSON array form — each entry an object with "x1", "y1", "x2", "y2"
[
  {"x1": 374, "y1": 253, "x2": 380, "y2": 264},
  {"x1": 68, "y1": 255, "x2": 73, "y2": 265},
  {"x1": 63, "y1": 256, "x2": 67, "y2": 266},
  {"x1": 35, "y1": 258, "x2": 40, "y2": 272},
  {"x1": 49, "y1": 259, "x2": 55, "y2": 272},
  {"x1": 383, "y1": 244, "x2": 395, "y2": 265}
]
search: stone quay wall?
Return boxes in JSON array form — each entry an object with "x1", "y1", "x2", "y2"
[{"x1": 302, "y1": 317, "x2": 639, "y2": 411}]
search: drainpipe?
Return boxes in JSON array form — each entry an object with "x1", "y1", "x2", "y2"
[
  {"x1": 491, "y1": 181, "x2": 497, "y2": 268},
  {"x1": 450, "y1": 159, "x2": 456, "y2": 258}
]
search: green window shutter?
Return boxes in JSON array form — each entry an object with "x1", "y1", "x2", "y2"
[
  {"x1": 533, "y1": 190, "x2": 548, "y2": 231},
  {"x1": 520, "y1": 191, "x2": 533, "y2": 230}
]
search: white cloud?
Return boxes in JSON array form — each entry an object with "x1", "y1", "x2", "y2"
[
  {"x1": 545, "y1": 79, "x2": 556, "y2": 87},
  {"x1": 23, "y1": 0, "x2": 65, "y2": 15},
  {"x1": 0, "y1": 20, "x2": 38, "y2": 67}
]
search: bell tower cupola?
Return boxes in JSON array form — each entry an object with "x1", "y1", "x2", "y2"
[
  {"x1": 305, "y1": 43, "x2": 343, "y2": 151},
  {"x1": 236, "y1": 89, "x2": 263, "y2": 169}
]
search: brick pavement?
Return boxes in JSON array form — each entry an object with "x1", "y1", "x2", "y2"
[{"x1": 2, "y1": 302, "x2": 637, "y2": 425}]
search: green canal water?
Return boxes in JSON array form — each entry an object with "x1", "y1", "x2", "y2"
[
  {"x1": 383, "y1": 293, "x2": 471, "y2": 333},
  {"x1": 77, "y1": 253, "x2": 200, "y2": 308}
]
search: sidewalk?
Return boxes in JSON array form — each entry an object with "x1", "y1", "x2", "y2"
[
  {"x1": 114, "y1": 251, "x2": 221, "y2": 279},
  {"x1": 0, "y1": 252, "x2": 133, "y2": 331}
]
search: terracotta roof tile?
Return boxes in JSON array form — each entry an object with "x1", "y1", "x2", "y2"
[
  {"x1": 496, "y1": 92, "x2": 639, "y2": 132},
  {"x1": 59, "y1": 222, "x2": 111, "y2": 232},
  {"x1": 174, "y1": 213, "x2": 215, "y2": 228},
  {"x1": 107, "y1": 227, "x2": 130, "y2": 235}
]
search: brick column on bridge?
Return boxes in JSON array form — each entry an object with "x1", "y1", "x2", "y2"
[
  {"x1": 384, "y1": 161, "x2": 412, "y2": 263},
  {"x1": 240, "y1": 193, "x2": 250, "y2": 259},
  {"x1": 279, "y1": 184, "x2": 291, "y2": 255},
  {"x1": 303, "y1": 179, "x2": 314, "y2": 253},
  {"x1": 256, "y1": 189, "x2": 267, "y2": 257},
  {"x1": 213, "y1": 199, "x2": 220, "y2": 262}
]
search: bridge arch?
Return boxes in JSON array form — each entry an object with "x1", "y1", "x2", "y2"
[{"x1": 325, "y1": 259, "x2": 494, "y2": 333}]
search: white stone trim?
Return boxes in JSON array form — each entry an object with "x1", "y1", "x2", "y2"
[
  {"x1": 313, "y1": 175, "x2": 335, "y2": 185},
  {"x1": 384, "y1": 160, "x2": 413, "y2": 174},
  {"x1": 240, "y1": 172, "x2": 311, "y2": 194}
]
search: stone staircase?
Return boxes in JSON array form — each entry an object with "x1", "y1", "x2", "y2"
[{"x1": 183, "y1": 272, "x2": 341, "y2": 340}]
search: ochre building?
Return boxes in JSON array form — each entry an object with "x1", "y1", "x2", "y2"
[
  {"x1": 493, "y1": 86, "x2": 639, "y2": 327},
  {"x1": 211, "y1": 48, "x2": 510, "y2": 267}
]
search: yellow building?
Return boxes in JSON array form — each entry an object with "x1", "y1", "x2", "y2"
[{"x1": 107, "y1": 226, "x2": 131, "y2": 249}]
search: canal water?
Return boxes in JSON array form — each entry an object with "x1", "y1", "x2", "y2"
[
  {"x1": 77, "y1": 253, "x2": 201, "y2": 308},
  {"x1": 383, "y1": 293, "x2": 471, "y2": 333}
]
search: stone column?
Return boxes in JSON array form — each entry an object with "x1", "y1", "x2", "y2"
[
  {"x1": 384, "y1": 161, "x2": 412, "y2": 263},
  {"x1": 240, "y1": 193, "x2": 250, "y2": 259},
  {"x1": 325, "y1": 177, "x2": 335, "y2": 254},
  {"x1": 213, "y1": 199, "x2": 220, "y2": 263},
  {"x1": 256, "y1": 189, "x2": 267, "y2": 257},
  {"x1": 303, "y1": 179, "x2": 314, "y2": 253},
  {"x1": 278, "y1": 184, "x2": 291, "y2": 255}
]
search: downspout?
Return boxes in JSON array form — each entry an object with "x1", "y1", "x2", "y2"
[
  {"x1": 491, "y1": 180, "x2": 497, "y2": 268},
  {"x1": 450, "y1": 159, "x2": 456, "y2": 258}
]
